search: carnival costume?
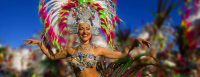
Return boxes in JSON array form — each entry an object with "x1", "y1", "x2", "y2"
[
  {"x1": 39, "y1": 0, "x2": 120, "y2": 72},
  {"x1": 39, "y1": 0, "x2": 120, "y2": 50}
]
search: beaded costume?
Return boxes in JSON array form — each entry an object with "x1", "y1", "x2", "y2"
[
  {"x1": 39, "y1": 0, "x2": 120, "y2": 50},
  {"x1": 70, "y1": 51, "x2": 97, "y2": 70},
  {"x1": 39, "y1": 0, "x2": 120, "y2": 72}
]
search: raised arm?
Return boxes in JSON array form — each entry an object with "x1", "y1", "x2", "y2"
[
  {"x1": 25, "y1": 39, "x2": 75, "y2": 60},
  {"x1": 97, "y1": 38, "x2": 150, "y2": 59},
  {"x1": 97, "y1": 47, "x2": 129, "y2": 59}
]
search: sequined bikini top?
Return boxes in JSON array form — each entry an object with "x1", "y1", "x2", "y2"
[{"x1": 69, "y1": 51, "x2": 97, "y2": 70}]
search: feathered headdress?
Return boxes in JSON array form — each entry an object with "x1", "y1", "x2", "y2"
[{"x1": 39, "y1": 0, "x2": 120, "y2": 50}]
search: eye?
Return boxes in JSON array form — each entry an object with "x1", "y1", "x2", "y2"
[
  {"x1": 79, "y1": 27, "x2": 83, "y2": 30},
  {"x1": 86, "y1": 27, "x2": 90, "y2": 30}
]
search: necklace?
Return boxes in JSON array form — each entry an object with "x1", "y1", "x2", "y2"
[{"x1": 79, "y1": 44, "x2": 93, "y2": 51}]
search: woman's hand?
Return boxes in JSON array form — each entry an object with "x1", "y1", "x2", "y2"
[
  {"x1": 136, "y1": 38, "x2": 151, "y2": 48},
  {"x1": 24, "y1": 39, "x2": 41, "y2": 45}
]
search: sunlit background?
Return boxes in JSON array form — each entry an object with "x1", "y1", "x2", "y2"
[{"x1": 0, "y1": 0, "x2": 199, "y2": 77}]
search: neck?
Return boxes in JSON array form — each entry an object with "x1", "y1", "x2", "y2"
[
  {"x1": 80, "y1": 40, "x2": 91, "y2": 47},
  {"x1": 79, "y1": 41, "x2": 93, "y2": 51},
  {"x1": 81, "y1": 40, "x2": 90, "y2": 45}
]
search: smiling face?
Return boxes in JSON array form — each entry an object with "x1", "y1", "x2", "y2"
[{"x1": 78, "y1": 22, "x2": 92, "y2": 43}]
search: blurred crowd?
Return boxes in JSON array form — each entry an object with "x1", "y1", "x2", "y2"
[{"x1": 0, "y1": 46, "x2": 76, "y2": 77}]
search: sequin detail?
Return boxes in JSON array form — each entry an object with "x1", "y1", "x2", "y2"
[{"x1": 70, "y1": 51, "x2": 97, "y2": 70}]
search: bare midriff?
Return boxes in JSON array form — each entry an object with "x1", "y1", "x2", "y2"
[{"x1": 77, "y1": 66, "x2": 100, "y2": 77}]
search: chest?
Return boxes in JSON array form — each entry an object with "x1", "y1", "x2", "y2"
[{"x1": 68, "y1": 50, "x2": 98, "y2": 70}]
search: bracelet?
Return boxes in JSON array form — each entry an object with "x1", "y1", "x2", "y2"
[{"x1": 128, "y1": 51, "x2": 132, "y2": 58}]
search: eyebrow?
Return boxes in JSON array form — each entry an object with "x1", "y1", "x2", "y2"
[{"x1": 79, "y1": 26, "x2": 90, "y2": 28}]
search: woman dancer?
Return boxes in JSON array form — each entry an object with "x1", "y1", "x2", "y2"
[{"x1": 25, "y1": 0, "x2": 150, "y2": 77}]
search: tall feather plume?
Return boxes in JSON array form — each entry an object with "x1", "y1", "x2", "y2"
[
  {"x1": 39, "y1": 0, "x2": 120, "y2": 49},
  {"x1": 39, "y1": 0, "x2": 69, "y2": 49}
]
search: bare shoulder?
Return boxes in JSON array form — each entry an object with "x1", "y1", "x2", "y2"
[
  {"x1": 93, "y1": 46, "x2": 108, "y2": 56},
  {"x1": 93, "y1": 46, "x2": 104, "y2": 51},
  {"x1": 64, "y1": 46, "x2": 76, "y2": 55}
]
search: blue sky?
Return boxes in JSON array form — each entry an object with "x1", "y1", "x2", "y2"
[{"x1": 0, "y1": 0, "x2": 182, "y2": 48}]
